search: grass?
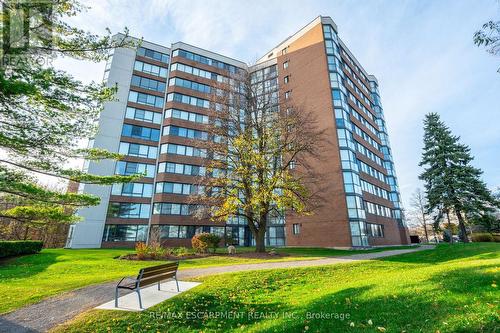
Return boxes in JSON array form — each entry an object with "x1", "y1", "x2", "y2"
[
  {"x1": 0, "y1": 245, "x2": 415, "y2": 314},
  {"x1": 53, "y1": 243, "x2": 500, "y2": 333}
]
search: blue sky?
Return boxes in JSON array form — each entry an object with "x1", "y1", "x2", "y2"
[{"x1": 59, "y1": 0, "x2": 500, "y2": 209}]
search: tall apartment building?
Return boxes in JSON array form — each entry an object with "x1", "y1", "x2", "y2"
[{"x1": 66, "y1": 16, "x2": 410, "y2": 249}]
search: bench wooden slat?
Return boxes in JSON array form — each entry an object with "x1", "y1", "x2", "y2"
[
  {"x1": 140, "y1": 268, "x2": 178, "y2": 279},
  {"x1": 138, "y1": 273, "x2": 176, "y2": 287},
  {"x1": 141, "y1": 262, "x2": 178, "y2": 273}
]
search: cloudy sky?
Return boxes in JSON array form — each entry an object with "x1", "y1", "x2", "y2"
[{"x1": 58, "y1": 0, "x2": 500, "y2": 208}]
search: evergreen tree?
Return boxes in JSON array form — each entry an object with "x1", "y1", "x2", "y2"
[
  {"x1": 0, "y1": 1, "x2": 138, "y2": 225},
  {"x1": 419, "y1": 113, "x2": 498, "y2": 242}
]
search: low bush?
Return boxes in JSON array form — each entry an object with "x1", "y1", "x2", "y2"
[
  {"x1": 0, "y1": 240, "x2": 43, "y2": 258},
  {"x1": 173, "y1": 247, "x2": 189, "y2": 257},
  {"x1": 493, "y1": 234, "x2": 500, "y2": 242},
  {"x1": 471, "y1": 233, "x2": 494, "y2": 242},
  {"x1": 134, "y1": 242, "x2": 166, "y2": 259},
  {"x1": 135, "y1": 242, "x2": 149, "y2": 260},
  {"x1": 192, "y1": 233, "x2": 221, "y2": 253}
]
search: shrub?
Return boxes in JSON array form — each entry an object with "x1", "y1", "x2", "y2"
[
  {"x1": 192, "y1": 233, "x2": 209, "y2": 253},
  {"x1": 0, "y1": 240, "x2": 43, "y2": 258},
  {"x1": 192, "y1": 233, "x2": 221, "y2": 253},
  {"x1": 135, "y1": 242, "x2": 166, "y2": 259},
  {"x1": 135, "y1": 242, "x2": 149, "y2": 260},
  {"x1": 471, "y1": 233, "x2": 494, "y2": 242},
  {"x1": 493, "y1": 234, "x2": 500, "y2": 243},
  {"x1": 148, "y1": 242, "x2": 166, "y2": 259},
  {"x1": 173, "y1": 247, "x2": 189, "y2": 257}
]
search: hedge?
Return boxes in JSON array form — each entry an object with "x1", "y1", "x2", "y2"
[
  {"x1": 471, "y1": 233, "x2": 497, "y2": 243},
  {"x1": 0, "y1": 240, "x2": 44, "y2": 258}
]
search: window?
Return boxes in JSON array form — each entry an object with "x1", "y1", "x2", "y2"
[
  {"x1": 102, "y1": 224, "x2": 148, "y2": 242},
  {"x1": 163, "y1": 125, "x2": 208, "y2": 141},
  {"x1": 364, "y1": 201, "x2": 392, "y2": 218},
  {"x1": 134, "y1": 60, "x2": 167, "y2": 78},
  {"x1": 283, "y1": 61, "x2": 289, "y2": 69},
  {"x1": 131, "y1": 75, "x2": 166, "y2": 92},
  {"x1": 128, "y1": 91, "x2": 164, "y2": 108},
  {"x1": 293, "y1": 224, "x2": 300, "y2": 235},
  {"x1": 115, "y1": 161, "x2": 155, "y2": 178},
  {"x1": 121, "y1": 124, "x2": 160, "y2": 142},
  {"x1": 155, "y1": 182, "x2": 203, "y2": 195},
  {"x1": 158, "y1": 162, "x2": 206, "y2": 176},
  {"x1": 137, "y1": 47, "x2": 169, "y2": 64},
  {"x1": 343, "y1": 171, "x2": 362, "y2": 195},
  {"x1": 284, "y1": 76, "x2": 289, "y2": 84},
  {"x1": 350, "y1": 221, "x2": 368, "y2": 247},
  {"x1": 159, "y1": 225, "x2": 195, "y2": 239},
  {"x1": 170, "y1": 62, "x2": 227, "y2": 82},
  {"x1": 165, "y1": 108, "x2": 208, "y2": 124},
  {"x1": 111, "y1": 183, "x2": 153, "y2": 198},
  {"x1": 125, "y1": 107, "x2": 162, "y2": 124},
  {"x1": 107, "y1": 203, "x2": 150, "y2": 219},
  {"x1": 172, "y1": 49, "x2": 239, "y2": 73},
  {"x1": 153, "y1": 203, "x2": 194, "y2": 216},
  {"x1": 159, "y1": 143, "x2": 207, "y2": 158},
  {"x1": 367, "y1": 223, "x2": 384, "y2": 237},
  {"x1": 289, "y1": 160, "x2": 296, "y2": 170},
  {"x1": 119, "y1": 142, "x2": 157, "y2": 159},
  {"x1": 168, "y1": 77, "x2": 211, "y2": 94},
  {"x1": 284, "y1": 91, "x2": 291, "y2": 99},
  {"x1": 166, "y1": 93, "x2": 209, "y2": 108},
  {"x1": 346, "y1": 195, "x2": 365, "y2": 219},
  {"x1": 360, "y1": 179, "x2": 389, "y2": 200},
  {"x1": 267, "y1": 226, "x2": 285, "y2": 246}
]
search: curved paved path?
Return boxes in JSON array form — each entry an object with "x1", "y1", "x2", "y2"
[{"x1": 0, "y1": 245, "x2": 434, "y2": 332}]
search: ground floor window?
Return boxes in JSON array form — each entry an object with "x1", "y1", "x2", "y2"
[
  {"x1": 367, "y1": 223, "x2": 384, "y2": 238},
  {"x1": 267, "y1": 226, "x2": 285, "y2": 246},
  {"x1": 292, "y1": 223, "x2": 300, "y2": 235},
  {"x1": 350, "y1": 221, "x2": 369, "y2": 246},
  {"x1": 102, "y1": 224, "x2": 286, "y2": 246},
  {"x1": 102, "y1": 224, "x2": 148, "y2": 242},
  {"x1": 159, "y1": 225, "x2": 195, "y2": 239}
]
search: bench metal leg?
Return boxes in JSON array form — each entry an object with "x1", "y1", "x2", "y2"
[
  {"x1": 175, "y1": 276, "x2": 180, "y2": 292},
  {"x1": 136, "y1": 289, "x2": 143, "y2": 309},
  {"x1": 115, "y1": 288, "x2": 119, "y2": 307},
  {"x1": 158, "y1": 281, "x2": 161, "y2": 290}
]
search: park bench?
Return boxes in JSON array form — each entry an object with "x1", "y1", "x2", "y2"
[{"x1": 115, "y1": 262, "x2": 180, "y2": 308}]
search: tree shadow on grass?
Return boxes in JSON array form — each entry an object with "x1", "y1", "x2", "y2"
[{"x1": 0, "y1": 252, "x2": 60, "y2": 280}]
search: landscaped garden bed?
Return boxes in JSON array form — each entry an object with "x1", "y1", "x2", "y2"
[{"x1": 118, "y1": 249, "x2": 289, "y2": 262}]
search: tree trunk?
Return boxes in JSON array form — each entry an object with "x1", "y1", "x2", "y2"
[
  {"x1": 432, "y1": 226, "x2": 439, "y2": 244},
  {"x1": 445, "y1": 210, "x2": 453, "y2": 244},
  {"x1": 454, "y1": 208, "x2": 469, "y2": 243},
  {"x1": 23, "y1": 225, "x2": 29, "y2": 240},
  {"x1": 422, "y1": 214, "x2": 429, "y2": 243},
  {"x1": 254, "y1": 228, "x2": 266, "y2": 253}
]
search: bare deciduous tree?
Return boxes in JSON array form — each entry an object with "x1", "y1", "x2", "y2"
[{"x1": 409, "y1": 188, "x2": 432, "y2": 243}]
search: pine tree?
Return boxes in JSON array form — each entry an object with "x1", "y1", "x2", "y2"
[
  {"x1": 419, "y1": 113, "x2": 498, "y2": 242},
  {"x1": 0, "y1": 1, "x2": 138, "y2": 226}
]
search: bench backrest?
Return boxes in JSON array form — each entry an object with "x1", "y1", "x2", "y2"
[{"x1": 137, "y1": 262, "x2": 179, "y2": 288}]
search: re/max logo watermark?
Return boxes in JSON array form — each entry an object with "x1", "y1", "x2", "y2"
[{"x1": 2, "y1": 0, "x2": 54, "y2": 66}]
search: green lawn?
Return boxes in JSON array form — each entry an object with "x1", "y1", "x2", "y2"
[
  {"x1": 54, "y1": 243, "x2": 499, "y2": 333},
  {"x1": 0, "y1": 245, "x2": 416, "y2": 314}
]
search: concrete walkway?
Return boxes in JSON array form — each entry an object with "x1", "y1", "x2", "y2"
[{"x1": 0, "y1": 245, "x2": 433, "y2": 333}]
